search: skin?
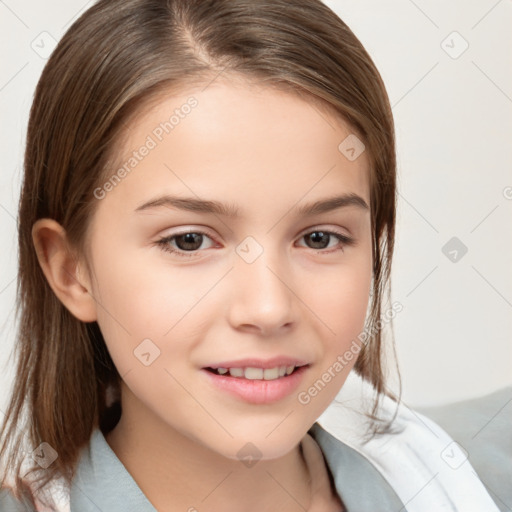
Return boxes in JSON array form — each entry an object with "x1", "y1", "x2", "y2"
[{"x1": 33, "y1": 76, "x2": 372, "y2": 511}]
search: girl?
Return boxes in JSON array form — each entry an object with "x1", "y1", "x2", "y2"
[{"x1": 0, "y1": 0, "x2": 503, "y2": 510}]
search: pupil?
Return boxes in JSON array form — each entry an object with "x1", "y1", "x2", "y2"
[
  {"x1": 177, "y1": 233, "x2": 202, "y2": 250},
  {"x1": 308, "y1": 231, "x2": 329, "y2": 249}
]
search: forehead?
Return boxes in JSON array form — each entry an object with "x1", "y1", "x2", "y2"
[{"x1": 96, "y1": 76, "x2": 370, "y2": 218}]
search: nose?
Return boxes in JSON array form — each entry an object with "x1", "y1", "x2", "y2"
[{"x1": 226, "y1": 245, "x2": 298, "y2": 336}]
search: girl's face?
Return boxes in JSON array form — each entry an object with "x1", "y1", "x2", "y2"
[{"x1": 83, "y1": 77, "x2": 372, "y2": 460}]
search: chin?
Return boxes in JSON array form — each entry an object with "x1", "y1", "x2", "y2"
[
  {"x1": 219, "y1": 442, "x2": 298, "y2": 464},
  {"x1": 217, "y1": 425, "x2": 307, "y2": 463}
]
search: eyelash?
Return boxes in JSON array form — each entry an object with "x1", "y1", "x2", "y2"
[{"x1": 155, "y1": 228, "x2": 355, "y2": 258}]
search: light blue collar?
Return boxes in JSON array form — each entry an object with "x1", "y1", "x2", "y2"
[{"x1": 70, "y1": 423, "x2": 404, "y2": 511}]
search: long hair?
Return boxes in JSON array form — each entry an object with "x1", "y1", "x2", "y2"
[{"x1": 0, "y1": 0, "x2": 398, "y2": 501}]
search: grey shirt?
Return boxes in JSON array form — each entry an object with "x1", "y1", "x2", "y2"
[
  {"x1": 0, "y1": 422, "x2": 405, "y2": 512},
  {"x1": 1, "y1": 388, "x2": 510, "y2": 511}
]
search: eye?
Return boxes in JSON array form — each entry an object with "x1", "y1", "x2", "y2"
[
  {"x1": 297, "y1": 229, "x2": 354, "y2": 253},
  {"x1": 155, "y1": 230, "x2": 216, "y2": 258},
  {"x1": 155, "y1": 228, "x2": 355, "y2": 259}
]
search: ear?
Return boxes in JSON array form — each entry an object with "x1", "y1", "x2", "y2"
[{"x1": 32, "y1": 219, "x2": 97, "y2": 322}]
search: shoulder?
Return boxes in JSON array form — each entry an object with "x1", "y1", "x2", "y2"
[
  {"x1": 0, "y1": 486, "x2": 33, "y2": 511},
  {"x1": 417, "y1": 386, "x2": 512, "y2": 511},
  {"x1": 0, "y1": 479, "x2": 70, "y2": 512},
  {"x1": 313, "y1": 371, "x2": 504, "y2": 512},
  {"x1": 0, "y1": 461, "x2": 71, "y2": 512}
]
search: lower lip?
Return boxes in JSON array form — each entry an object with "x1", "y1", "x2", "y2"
[{"x1": 201, "y1": 366, "x2": 309, "y2": 405}]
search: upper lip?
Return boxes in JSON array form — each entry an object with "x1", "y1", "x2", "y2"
[{"x1": 204, "y1": 357, "x2": 310, "y2": 370}]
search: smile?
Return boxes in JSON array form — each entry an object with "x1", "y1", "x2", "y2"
[
  {"x1": 201, "y1": 365, "x2": 310, "y2": 404},
  {"x1": 205, "y1": 365, "x2": 303, "y2": 380}
]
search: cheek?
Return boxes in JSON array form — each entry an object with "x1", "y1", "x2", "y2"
[
  {"x1": 91, "y1": 246, "x2": 203, "y2": 328},
  {"x1": 88, "y1": 250, "x2": 179, "y2": 363},
  {"x1": 307, "y1": 256, "x2": 372, "y2": 344},
  {"x1": 89, "y1": 245, "x2": 223, "y2": 380},
  {"x1": 296, "y1": 252, "x2": 372, "y2": 403}
]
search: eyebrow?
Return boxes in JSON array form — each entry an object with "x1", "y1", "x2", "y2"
[{"x1": 134, "y1": 193, "x2": 369, "y2": 217}]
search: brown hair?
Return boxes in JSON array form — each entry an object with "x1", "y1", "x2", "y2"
[{"x1": 0, "y1": 0, "x2": 399, "y2": 503}]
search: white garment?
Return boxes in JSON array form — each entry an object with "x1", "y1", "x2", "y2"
[
  {"x1": 316, "y1": 371, "x2": 500, "y2": 512},
  {"x1": 5, "y1": 371, "x2": 501, "y2": 511}
]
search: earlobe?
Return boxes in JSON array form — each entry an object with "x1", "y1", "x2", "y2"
[{"x1": 32, "y1": 219, "x2": 97, "y2": 322}]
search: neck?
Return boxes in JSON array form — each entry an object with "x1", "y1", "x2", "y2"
[{"x1": 105, "y1": 388, "x2": 313, "y2": 512}]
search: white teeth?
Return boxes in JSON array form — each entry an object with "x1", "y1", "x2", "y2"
[
  {"x1": 263, "y1": 367, "x2": 279, "y2": 380},
  {"x1": 245, "y1": 367, "x2": 264, "y2": 380},
  {"x1": 214, "y1": 365, "x2": 299, "y2": 379}
]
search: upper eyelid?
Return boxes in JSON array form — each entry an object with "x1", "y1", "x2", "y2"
[
  {"x1": 159, "y1": 228, "x2": 218, "y2": 246},
  {"x1": 157, "y1": 226, "x2": 353, "y2": 249},
  {"x1": 159, "y1": 224, "x2": 352, "y2": 239}
]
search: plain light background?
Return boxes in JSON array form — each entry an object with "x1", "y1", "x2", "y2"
[{"x1": 0, "y1": 0, "x2": 511, "y2": 411}]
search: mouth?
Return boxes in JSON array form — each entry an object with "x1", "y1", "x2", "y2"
[
  {"x1": 204, "y1": 364, "x2": 307, "y2": 380},
  {"x1": 201, "y1": 364, "x2": 310, "y2": 404}
]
